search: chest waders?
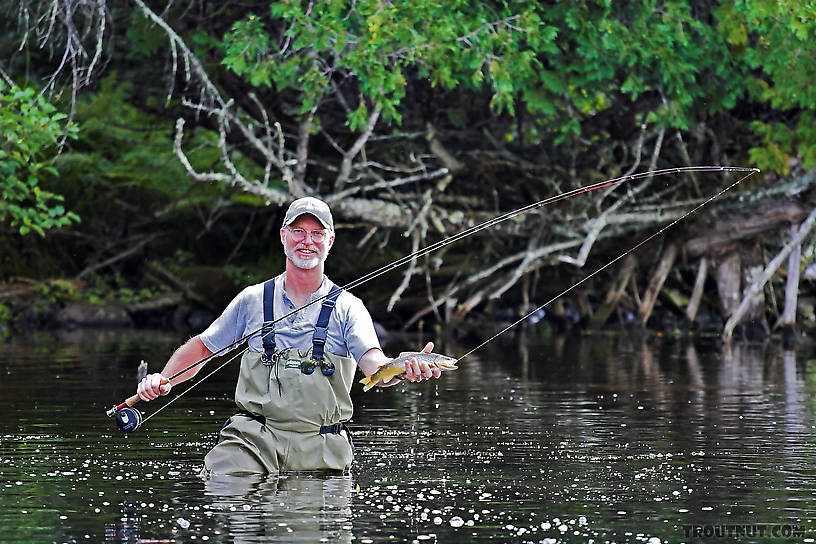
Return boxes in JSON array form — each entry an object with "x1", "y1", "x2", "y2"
[{"x1": 203, "y1": 279, "x2": 357, "y2": 475}]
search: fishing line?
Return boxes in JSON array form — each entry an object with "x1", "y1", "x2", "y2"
[
  {"x1": 163, "y1": 165, "x2": 756, "y2": 382},
  {"x1": 454, "y1": 168, "x2": 760, "y2": 363},
  {"x1": 112, "y1": 166, "x2": 757, "y2": 426},
  {"x1": 141, "y1": 347, "x2": 245, "y2": 425}
]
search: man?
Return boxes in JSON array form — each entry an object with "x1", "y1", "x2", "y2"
[{"x1": 137, "y1": 197, "x2": 442, "y2": 475}]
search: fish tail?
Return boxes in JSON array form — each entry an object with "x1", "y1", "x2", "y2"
[{"x1": 359, "y1": 375, "x2": 376, "y2": 392}]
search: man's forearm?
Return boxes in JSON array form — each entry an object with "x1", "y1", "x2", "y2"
[
  {"x1": 358, "y1": 347, "x2": 388, "y2": 377},
  {"x1": 161, "y1": 335, "x2": 213, "y2": 385}
]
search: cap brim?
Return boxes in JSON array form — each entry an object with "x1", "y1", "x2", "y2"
[{"x1": 284, "y1": 212, "x2": 332, "y2": 229}]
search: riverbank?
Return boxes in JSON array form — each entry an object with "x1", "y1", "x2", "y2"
[{"x1": 3, "y1": 274, "x2": 814, "y2": 346}]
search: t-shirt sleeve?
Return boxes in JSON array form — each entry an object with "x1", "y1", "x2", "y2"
[
  {"x1": 343, "y1": 295, "x2": 381, "y2": 362},
  {"x1": 199, "y1": 288, "x2": 248, "y2": 353}
]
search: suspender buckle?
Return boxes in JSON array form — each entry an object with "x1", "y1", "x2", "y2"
[{"x1": 261, "y1": 348, "x2": 287, "y2": 367}]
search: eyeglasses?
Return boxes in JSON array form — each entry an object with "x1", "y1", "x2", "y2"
[
  {"x1": 287, "y1": 227, "x2": 329, "y2": 243},
  {"x1": 300, "y1": 359, "x2": 335, "y2": 376}
]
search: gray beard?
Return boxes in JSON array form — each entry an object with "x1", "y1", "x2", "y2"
[{"x1": 284, "y1": 244, "x2": 321, "y2": 270}]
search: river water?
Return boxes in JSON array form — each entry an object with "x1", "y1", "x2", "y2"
[{"x1": 1, "y1": 327, "x2": 815, "y2": 543}]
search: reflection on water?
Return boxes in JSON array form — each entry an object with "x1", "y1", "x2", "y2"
[
  {"x1": 203, "y1": 473, "x2": 354, "y2": 543},
  {"x1": 1, "y1": 328, "x2": 815, "y2": 542}
]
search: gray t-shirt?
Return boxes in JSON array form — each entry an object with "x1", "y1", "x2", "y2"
[{"x1": 200, "y1": 273, "x2": 381, "y2": 362}]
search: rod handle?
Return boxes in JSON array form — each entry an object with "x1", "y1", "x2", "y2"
[{"x1": 107, "y1": 378, "x2": 170, "y2": 416}]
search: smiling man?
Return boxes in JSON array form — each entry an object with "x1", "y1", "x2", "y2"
[{"x1": 136, "y1": 197, "x2": 442, "y2": 475}]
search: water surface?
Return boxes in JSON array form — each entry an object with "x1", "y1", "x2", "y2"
[{"x1": 1, "y1": 328, "x2": 815, "y2": 543}]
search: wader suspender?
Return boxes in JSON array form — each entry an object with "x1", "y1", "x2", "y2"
[
  {"x1": 261, "y1": 278, "x2": 276, "y2": 363},
  {"x1": 260, "y1": 278, "x2": 344, "y2": 394},
  {"x1": 261, "y1": 278, "x2": 284, "y2": 395},
  {"x1": 245, "y1": 278, "x2": 348, "y2": 437},
  {"x1": 312, "y1": 285, "x2": 343, "y2": 365},
  {"x1": 311, "y1": 285, "x2": 350, "y2": 438}
]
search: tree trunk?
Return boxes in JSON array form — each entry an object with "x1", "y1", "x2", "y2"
[
  {"x1": 686, "y1": 257, "x2": 708, "y2": 322},
  {"x1": 638, "y1": 243, "x2": 678, "y2": 325},
  {"x1": 685, "y1": 201, "x2": 805, "y2": 257},
  {"x1": 741, "y1": 243, "x2": 768, "y2": 338},
  {"x1": 780, "y1": 224, "x2": 802, "y2": 346},
  {"x1": 589, "y1": 254, "x2": 636, "y2": 329},
  {"x1": 576, "y1": 293, "x2": 593, "y2": 322},
  {"x1": 715, "y1": 253, "x2": 741, "y2": 320}
]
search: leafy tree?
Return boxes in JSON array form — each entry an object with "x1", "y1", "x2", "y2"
[
  {"x1": 715, "y1": 0, "x2": 816, "y2": 173},
  {"x1": 4, "y1": 0, "x2": 816, "y2": 330},
  {"x1": 0, "y1": 82, "x2": 79, "y2": 236},
  {"x1": 222, "y1": 2, "x2": 551, "y2": 125}
]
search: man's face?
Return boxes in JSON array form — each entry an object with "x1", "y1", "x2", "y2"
[{"x1": 280, "y1": 214, "x2": 335, "y2": 270}]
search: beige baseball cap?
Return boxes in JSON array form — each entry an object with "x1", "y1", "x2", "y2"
[{"x1": 282, "y1": 197, "x2": 334, "y2": 230}]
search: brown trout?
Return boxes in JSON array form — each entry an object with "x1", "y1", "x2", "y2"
[{"x1": 359, "y1": 351, "x2": 458, "y2": 391}]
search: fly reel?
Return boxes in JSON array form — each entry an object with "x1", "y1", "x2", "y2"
[
  {"x1": 111, "y1": 406, "x2": 143, "y2": 433},
  {"x1": 106, "y1": 377, "x2": 169, "y2": 433}
]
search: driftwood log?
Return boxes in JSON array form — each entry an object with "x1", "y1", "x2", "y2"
[
  {"x1": 685, "y1": 257, "x2": 708, "y2": 322},
  {"x1": 588, "y1": 254, "x2": 636, "y2": 329},
  {"x1": 722, "y1": 206, "x2": 816, "y2": 341},
  {"x1": 779, "y1": 224, "x2": 802, "y2": 336},
  {"x1": 638, "y1": 242, "x2": 678, "y2": 325},
  {"x1": 684, "y1": 201, "x2": 805, "y2": 257}
]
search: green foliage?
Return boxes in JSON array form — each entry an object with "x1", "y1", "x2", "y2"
[
  {"x1": 60, "y1": 74, "x2": 281, "y2": 205},
  {"x1": 33, "y1": 279, "x2": 80, "y2": 304},
  {"x1": 219, "y1": 1, "x2": 816, "y2": 173},
  {"x1": 219, "y1": 1, "x2": 742, "y2": 135},
  {"x1": 222, "y1": 1, "x2": 552, "y2": 127},
  {"x1": 126, "y1": 10, "x2": 167, "y2": 56},
  {"x1": 79, "y1": 284, "x2": 158, "y2": 306},
  {"x1": 0, "y1": 82, "x2": 80, "y2": 236},
  {"x1": 716, "y1": 0, "x2": 816, "y2": 172},
  {"x1": 222, "y1": 264, "x2": 265, "y2": 288}
]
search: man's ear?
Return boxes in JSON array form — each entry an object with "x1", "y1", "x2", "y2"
[{"x1": 280, "y1": 227, "x2": 286, "y2": 246}]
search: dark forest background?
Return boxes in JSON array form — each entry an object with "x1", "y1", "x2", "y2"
[{"x1": 2, "y1": 1, "x2": 816, "y2": 340}]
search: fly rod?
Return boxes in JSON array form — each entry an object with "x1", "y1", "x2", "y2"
[
  {"x1": 106, "y1": 166, "x2": 758, "y2": 431},
  {"x1": 454, "y1": 167, "x2": 760, "y2": 363}
]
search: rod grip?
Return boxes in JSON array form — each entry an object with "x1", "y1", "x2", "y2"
[{"x1": 116, "y1": 378, "x2": 170, "y2": 412}]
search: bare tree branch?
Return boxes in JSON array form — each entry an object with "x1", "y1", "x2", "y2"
[
  {"x1": 723, "y1": 206, "x2": 816, "y2": 341},
  {"x1": 387, "y1": 229, "x2": 421, "y2": 311},
  {"x1": 559, "y1": 126, "x2": 666, "y2": 268},
  {"x1": 327, "y1": 168, "x2": 448, "y2": 202},
  {"x1": 173, "y1": 118, "x2": 288, "y2": 204},
  {"x1": 335, "y1": 105, "x2": 381, "y2": 188},
  {"x1": 293, "y1": 107, "x2": 317, "y2": 195}
]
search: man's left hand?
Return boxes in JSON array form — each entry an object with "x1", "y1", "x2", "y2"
[{"x1": 403, "y1": 341, "x2": 442, "y2": 382}]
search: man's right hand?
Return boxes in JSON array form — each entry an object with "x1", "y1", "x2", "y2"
[{"x1": 137, "y1": 373, "x2": 172, "y2": 401}]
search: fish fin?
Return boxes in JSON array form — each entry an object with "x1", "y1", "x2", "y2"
[{"x1": 359, "y1": 375, "x2": 376, "y2": 392}]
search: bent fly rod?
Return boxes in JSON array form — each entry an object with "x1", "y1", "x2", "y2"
[{"x1": 107, "y1": 166, "x2": 759, "y2": 432}]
